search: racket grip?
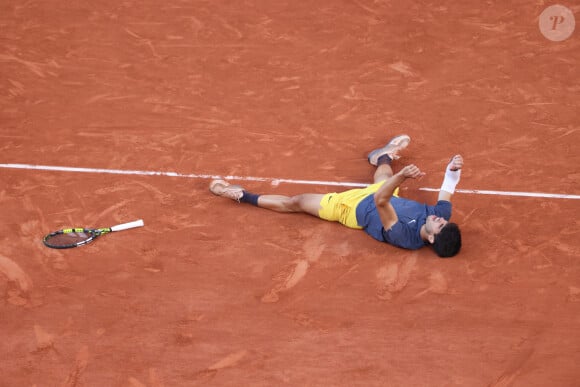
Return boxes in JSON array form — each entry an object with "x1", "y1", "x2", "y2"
[{"x1": 110, "y1": 219, "x2": 145, "y2": 232}]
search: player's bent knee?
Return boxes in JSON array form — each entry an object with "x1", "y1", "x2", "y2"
[
  {"x1": 287, "y1": 195, "x2": 304, "y2": 212},
  {"x1": 294, "y1": 194, "x2": 323, "y2": 217}
]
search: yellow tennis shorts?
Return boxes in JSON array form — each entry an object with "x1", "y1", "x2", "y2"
[{"x1": 318, "y1": 181, "x2": 399, "y2": 229}]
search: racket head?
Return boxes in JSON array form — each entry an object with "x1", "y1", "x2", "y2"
[{"x1": 43, "y1": 228, "x2": 106, "y2": 249}]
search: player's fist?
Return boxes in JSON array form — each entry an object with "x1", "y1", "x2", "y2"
[
  {"x1": 448, "y1": 155, "x2": 463, "y2": 171},
  {"x1": 400, "y1": 164, "x2": 425, "y2": 179}
]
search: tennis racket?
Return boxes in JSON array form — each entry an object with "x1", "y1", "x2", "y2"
[{"x1": 43, "y1": 219, "x2": 144, "y2": 249}]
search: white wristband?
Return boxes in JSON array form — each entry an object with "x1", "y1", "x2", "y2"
[{"x1": 441, "y1": 167, "x2": 461, "y2": 194}]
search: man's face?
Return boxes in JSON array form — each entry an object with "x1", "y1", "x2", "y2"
[{"x1": 425, "y1": 215, "x2": 448, "y2": 236}]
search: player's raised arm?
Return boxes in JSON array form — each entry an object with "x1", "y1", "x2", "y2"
[
  {"x1": 375, "y1": 164, "x2": 425, "y2": 230},
  {"x1": 438, "y1": 155, "x2": 464, "y2": 202}
]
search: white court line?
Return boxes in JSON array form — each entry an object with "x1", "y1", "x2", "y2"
[{"x1": 1, "y1": 163, "x2": 579, "y2": 200}]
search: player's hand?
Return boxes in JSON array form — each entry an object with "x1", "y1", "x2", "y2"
[
  {"x1": 448, "y1": 155, "x2": 463, "y2": 171},
  {"x1": 399, "y1": 164, "x2": 426, "y2": 179}
]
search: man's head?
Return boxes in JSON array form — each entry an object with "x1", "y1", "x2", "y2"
[{"x1": 424, "y1": 216, "x2": 462, "y2": 258}]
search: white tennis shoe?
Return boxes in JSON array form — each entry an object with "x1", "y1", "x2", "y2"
[
  {"x1": 209, "y1": 179, "x2": 244, "y2": 201},
  {"x1": 367, "y1": 134, "x2": 411, "y2": 166}
]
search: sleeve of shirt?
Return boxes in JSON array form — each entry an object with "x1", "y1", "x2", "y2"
[
  {"x1": 434, "y1": 200, "x2": 452, "y2": 220},
  {"x1": 382, "y1": 222, "x2": 420, "y2": 249}
]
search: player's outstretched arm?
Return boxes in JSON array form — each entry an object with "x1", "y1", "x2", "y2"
[
  {"x1": 438, "y1": 155, "x2": 464, "y2": 202},
  {"x1": 375, "y1": 164, "x2": 425, "y2": 230}
]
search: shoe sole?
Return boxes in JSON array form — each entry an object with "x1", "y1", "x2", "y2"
[
  {"x1": 209, "y1": 179, "x2": 243, "y2": 199},
  {"x1": 209, "y1": 179, "x2": 228, "y2": 195},
  {"x1": 368, "y1": 134, "x2": 411, "y2": 166}
]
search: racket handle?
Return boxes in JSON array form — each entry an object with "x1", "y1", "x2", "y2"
[{"x1": 110, "y1": 219, "x2": 145, "y2": 232}]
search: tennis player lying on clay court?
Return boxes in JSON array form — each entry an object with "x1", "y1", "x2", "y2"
[{"x1": 209, "y1": 135, "x2": 463, "y2": 258}]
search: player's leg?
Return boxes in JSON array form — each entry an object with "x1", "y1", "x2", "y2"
[
  {"x1": 209, "y1": 179, "x2": 324, "y2": 217},
  {"x1": 256, "y1": 193, "x2": 324, "y2": 216},
  {"x1": 373, "y1": 164, "x2": 394, "y2": 184},
  {"x1": 209, "y1": 134, "x2": 411, "y2": 219}
]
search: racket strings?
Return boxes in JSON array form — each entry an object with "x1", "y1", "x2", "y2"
[{"x1": 45, "y1": 231, "x2": 95, "y2": 247}]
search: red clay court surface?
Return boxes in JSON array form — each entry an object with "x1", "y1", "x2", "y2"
[{"x1": 1, "y1": 1, "x2": 579, "y2": 386}]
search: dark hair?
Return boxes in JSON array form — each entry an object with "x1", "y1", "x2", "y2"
[{"x1": 433, "y1": 223, "x2": 462, "y2": 258}]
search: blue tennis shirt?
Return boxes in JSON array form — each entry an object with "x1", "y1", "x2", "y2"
[{"x1": 355, "y1": 195, "x2": 452, "y2": 249}]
